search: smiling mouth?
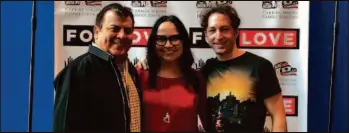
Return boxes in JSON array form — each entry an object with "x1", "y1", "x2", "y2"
[
  {"x1": 113, "y1": 38, "x2": 131, "y2": 44},
  {"x1": 213, "y1": 41, "x2": 226, "y2": 45},
  {"x1": 214, "y1": 43, "x2": 225, "y2": 47},
  {"x1": 164, "y1": 50, "x2": 176, "y2": 54}
]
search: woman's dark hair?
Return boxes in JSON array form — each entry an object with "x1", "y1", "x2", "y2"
[{"x1": 146, "y1": 15, "x2": 199, "y2": 92}]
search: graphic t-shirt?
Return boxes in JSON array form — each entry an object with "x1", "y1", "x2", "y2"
[{"x1": 201, "y1": 52, "x2": 282, "y2": 132}]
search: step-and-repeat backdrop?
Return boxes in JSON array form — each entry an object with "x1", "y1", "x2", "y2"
[{"x1": 54, "y1": 1, "x2": 309, "y2": 132}]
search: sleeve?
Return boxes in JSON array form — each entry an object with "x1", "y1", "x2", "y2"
[
  {"x1": 53, "y1": 66, "x2": 93, "y2": 132},
  {"x1": 257, "y1": 60, "x2": 282, "y2": 99},
  {"x1": 200, "y1": 58, "x2": 215, "y2": 78},
  {"x1": 53, "y1": 67, "x2": 73, "y2": 132}
]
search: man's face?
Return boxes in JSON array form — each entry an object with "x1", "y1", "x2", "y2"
[
  {"x1": 205, "y1": 13, "x2": 237, "y2": 56},
  {"x1": 94, "y1": 10, "x2": 134, "y2": 56}
]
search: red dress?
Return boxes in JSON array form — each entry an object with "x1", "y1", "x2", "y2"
[{"x1": 137, "y1": 69, "x2": 206, "y2": 132}]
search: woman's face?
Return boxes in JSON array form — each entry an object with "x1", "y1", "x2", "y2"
[{"x1": 155, "y1": 21, "x2": 183, "y2": 63}]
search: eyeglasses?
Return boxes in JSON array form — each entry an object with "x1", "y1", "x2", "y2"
[{"x1": 155, "y1": 35, "x2": 182, "y2": 46}]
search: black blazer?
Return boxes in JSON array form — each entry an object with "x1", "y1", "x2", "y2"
[{"x1": 53, "y1": 44, "x2": 142, "y2": 132}]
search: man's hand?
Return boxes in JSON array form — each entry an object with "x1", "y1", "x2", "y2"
[
  {"x1": 264, "y1": 93, "x2": 287, "y2": 132},
  {"x1": 216, "y1": 120, "x2": 223, "y2": 132},
  {"x1": 134, "y1": 58, "x2": 148, "y2": 70},
  {"x1": 215, "y1": 112, "x2": 224, "y2": 132}
]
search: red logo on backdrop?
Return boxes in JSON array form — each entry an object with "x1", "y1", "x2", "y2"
[
  {"x1": 63, "y1": 25, "x2": 152, "y2": 47},
  {"x1": 283, "y1": 96, "x2": 298, "y2": 116},
  {"x1": 196, "y1": 1, "x2": 233, "y2": 8},
  {"x1": 267, "y1": 95, "x2": 298, "y2": 116},
  {"x1": 262, "y1": 1, "x2": 298, "y2": 9},
  {"x1": 238, "y1": 28, "x2": 299, "y2": 49},
  {"x1": 274, "y1": 61, "x2": 297, "y2": 76},
  {"x1": 132, "y1": 27, "x2": 152, "y2": 47}
]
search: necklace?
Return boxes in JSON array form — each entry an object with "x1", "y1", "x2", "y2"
[
  {"x1": 160, "y1": 79, "x2": 171, "y2": 124},
  {"x1": 163, "y1": 112, "x2": 170, "y2": 124}
]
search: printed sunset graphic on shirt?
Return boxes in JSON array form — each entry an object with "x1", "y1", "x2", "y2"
[
  {"x1": 207, "y1": 69, "x2": 256, "y2": 102},
  {"x1": 206, "y1": 68, "x2": 257, "y2": 131}
]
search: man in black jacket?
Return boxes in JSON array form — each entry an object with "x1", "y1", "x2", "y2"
[{"x1": 53, "y1": 3, "x2": 142, "y2": 132}]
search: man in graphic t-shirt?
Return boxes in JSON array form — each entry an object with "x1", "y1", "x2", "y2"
[{"x1": 199, "y1": 5, "x2": 287, "y2": 132}]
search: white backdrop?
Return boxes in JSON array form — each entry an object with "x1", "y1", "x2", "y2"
[{"x1": 54, "y1": 1, "x2": 309, "y2": 132}]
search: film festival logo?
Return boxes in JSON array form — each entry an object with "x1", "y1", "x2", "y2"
[
  {"x1": 261, "y1": 1, "x2": 298, "y2": 19},
  {"x1": 131, "y1": 1, "x2": 167, "y2": 8},
  {"x1": 196, "y1": 1, "x2": 233, "y2": 18},
  {"x1": 262, "y1": 1, "x2": 298, "y2": 9},
  {"x1": 274, "y1": 61, "x2": 297, "y2": 76},
  {"x1": 196, "y1": 1, "x2": 233, "y2": 8},
  {"x1": 131, "y1": 1, "x2": 167, "y2": 18},
  {"x1": 274, "y1": 61, "x2": 297, "y2": 88},
  {"x1": 65, "y1": 1, "x2": 102, "y2": 6},
  {"x1": 64, "y1": 1, "x2": 102, "y2": 17}
]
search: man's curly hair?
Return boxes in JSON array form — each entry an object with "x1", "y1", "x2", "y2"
[{"x1": 200, "y1": 5, "x2": 241, "y2": 33}]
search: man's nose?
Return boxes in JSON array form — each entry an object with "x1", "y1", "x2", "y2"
[
  {"x1": 215, "y1": 30, "x2": 224, "y2": 40},
  {"x1": 117, "y1": 28, "x2": 126, "y2": 39}
]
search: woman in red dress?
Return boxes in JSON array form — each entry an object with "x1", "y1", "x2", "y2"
[{"x1": 137, "y1": 15, "x2": 206, "y2": 132}]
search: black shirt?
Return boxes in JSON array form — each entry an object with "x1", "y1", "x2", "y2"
[{"x1": 201, "y1": 52, "x2": 281, "y2": 132}]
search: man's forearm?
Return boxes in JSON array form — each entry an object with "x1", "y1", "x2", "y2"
[{"x1": 272, "y1": 116, "x2": 287, "y2": 132}]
